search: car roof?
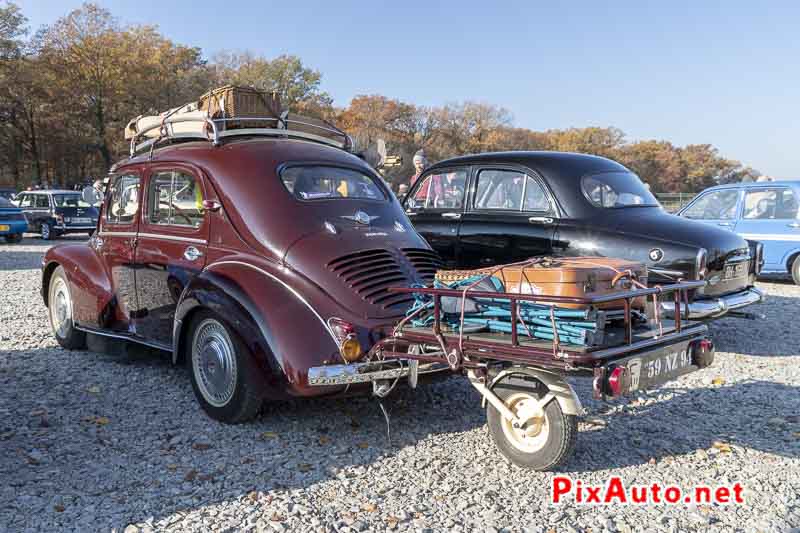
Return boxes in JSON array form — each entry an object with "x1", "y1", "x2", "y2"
[
  {"x1": 427, "y1": 151, "x2": 629, "y2": 178},
  {"x1": 703, "y1": 180, "x2": 800, "y2": 191},
  {"x1": 22, "y1": 189, "x2": 78, "y2": 194}
]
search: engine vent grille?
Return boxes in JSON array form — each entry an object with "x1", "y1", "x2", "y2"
[{"x1": 327, "y1": 248, "x2": 442, "y2": 312}]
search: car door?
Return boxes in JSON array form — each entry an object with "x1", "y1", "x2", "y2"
[
  {"x1": 134, "y1": 165, "x2": 209, "y2": 347},
  {"x1": 735, "y1": 186, "x2": 800, "y2": 272},
  {"x1": 679, "y1": 188, "x2": 742, "y2": 230},
  {"x1": 403, "y1": 167, "x2": 469, "y2": 268},
  {"x1": 458, "y1": 167, "x2": 557, "y2": 269},
  {"x1": 97, "y1": 172, "x2": 142, "y2": 330}
]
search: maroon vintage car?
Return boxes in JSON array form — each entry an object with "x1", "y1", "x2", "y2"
[
  {"x1": 41, "y1": 121, "x2": 446, "y2": 424},
  {"x1": 42, "y1": 105, "x2": 716, "y2": 470}
]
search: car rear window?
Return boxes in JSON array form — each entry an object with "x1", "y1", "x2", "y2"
[
  {"x1": 53, "y1": 194, "x2": 91, "y2": 208},
  {"x1": 280, "y1": 166, "x2": 386, "y2": 201},
  {"x1": 581, "y1": 172, "x2": 660, "y2": 208}
]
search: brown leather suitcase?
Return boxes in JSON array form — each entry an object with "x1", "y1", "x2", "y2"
[{"x1": 436, "y1": 257, "x2": 648, "y2": 309}]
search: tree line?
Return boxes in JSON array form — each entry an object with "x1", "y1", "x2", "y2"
[{"x1": 0, "y1": 2, "x2": 758, "y2": 192}]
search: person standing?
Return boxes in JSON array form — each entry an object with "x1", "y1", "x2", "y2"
[{"x1": 409, "y1": 149, "x2": 428, "y2": 188}]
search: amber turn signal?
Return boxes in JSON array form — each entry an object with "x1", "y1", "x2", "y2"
[{"x1": 339, "y1": 336, "x2": 363, "y2": 362}]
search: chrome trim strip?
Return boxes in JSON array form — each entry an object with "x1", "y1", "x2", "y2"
[
  {"x1": 740, "y1": 233, "x2": 800, "y2": 242},
  {"x1": 648, "y1": 267, "x2": 685, "y2": 278},
  {"x1": 308, "y1": 361, "x2": 450, "y2": 386},
  {"x1": 99, "y1": 231, "x2": 137, "y2": 238},
  {"x1": 74, "y1": 324, "x2": 171, "y2": 352},
  {"x1": 137, "y1": 232, "x2": 208, "y2": 245},
  {"x1": 205, "y1": 260, "x2": 336, "y2": 342}
]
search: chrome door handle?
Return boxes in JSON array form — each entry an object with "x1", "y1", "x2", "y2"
[
  {"x1": 528, "y1": 216, "x2": 554, "y2": 224},
  {"x1": 717, "y1": 222, "x2": 733, "y2": 227},
  {"x1": 788, "y1": 222, "x2": 800, "y2": 228},
  {"x1": 441, "y1": 212, "x2": 461, "y2": 219},
  {"x1": 183, "y1": 246, "x2": 203, "y2": 261}
]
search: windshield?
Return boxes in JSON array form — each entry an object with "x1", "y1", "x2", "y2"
[
  {"x1": 581, "y1": 172, "x2": 660, "y2": 208},
  {"x1": 53, "y1": 194, "x2": 91, "y2": 208},
  {"x1": 281, "y1": 166, "x2": 386, "y2": 201}
]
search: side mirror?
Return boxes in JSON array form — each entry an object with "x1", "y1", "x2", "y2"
[{"x1": 82, "y1": 185, "x2": 102, "y2": 206}]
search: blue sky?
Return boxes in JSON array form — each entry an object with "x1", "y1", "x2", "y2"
[{"x1": 18, "y1": 0, "x2": 800, "y2": 177}]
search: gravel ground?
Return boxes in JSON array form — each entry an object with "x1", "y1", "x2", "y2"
[{"x1": 1, "y1": 236, "x2": 799, "y2": 533}]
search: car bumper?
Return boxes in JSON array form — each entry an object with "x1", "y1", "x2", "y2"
[
  {"x1": 661, "y1": 287, "x2": 764, "y2": 319},
  {"x1": 55, "y1": 224, "x2": 96, "y2": 233},
  {"x1": 307, "y1": 360, "x2": 451, "y2": 386},
  {"x1": 0, "y1": 220, "x2": 29, "y2": 234}
]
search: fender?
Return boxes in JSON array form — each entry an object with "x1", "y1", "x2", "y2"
[
  {"x1": 42, "y1": 243, "x2": 113, "y2": 328},
  {"x1": 484, "y1": 366, "x2": 584, "y2": 417},
  {"x1": 174, "y1": 261, "x2": 342, "y2": 397}
]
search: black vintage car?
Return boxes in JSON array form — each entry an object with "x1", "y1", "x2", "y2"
[
  {"x1": 16, "y1": 189, "x2": 99, "y2": 240},
  {"x1": 403, "y1": 151, "x2": 764, "y2": 319}
]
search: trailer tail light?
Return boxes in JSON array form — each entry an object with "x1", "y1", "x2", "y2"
[
  {"x1": 691, "y1": 338, "x2": 715, "y2": 368},
  {"x1": 328, "y1": 318, "x2": 363, "y2": 363},
  {"x1": 606, "y1": 365, "x2": 630, "y2": 398}
]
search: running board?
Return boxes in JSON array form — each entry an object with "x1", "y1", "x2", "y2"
[{"x1": 74, "y1": 324, "x2": 171, "y2": 352}]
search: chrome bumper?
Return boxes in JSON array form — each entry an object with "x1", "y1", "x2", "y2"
[
  {"x1": 56, "y1": 225, "x2": 96, "y2": 231},
  {"x1": 661, "y1": 287, "x2": 764, "y2": 319},
  {"x1": 308, "y1": 360, "x2": 451, "y2": 386}
]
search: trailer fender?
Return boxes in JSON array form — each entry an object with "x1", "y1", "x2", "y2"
[{"x1": 484, "y1": 367, "x2": 583, "y2": 417}]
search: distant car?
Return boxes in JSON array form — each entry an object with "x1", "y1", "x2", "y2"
[
  {"x1": 15, "y1": 190, "x2": 99, "y2": 240},
  {"x1": 403, "y1": 151, "x2": 765, "y2": 320},
  {"x1": 0, "y1": 196, "x2": 27, "y2": 243},
  {"x1": 678, "y1": 181, "x2": 800, "y2": 284}
]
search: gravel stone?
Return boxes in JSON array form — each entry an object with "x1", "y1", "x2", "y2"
[{"x1": 1, "y1": 237, "x2": 799, "y2": 532}]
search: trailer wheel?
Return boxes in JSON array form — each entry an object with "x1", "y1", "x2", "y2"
[{"x1": 486, "y1": 377, "x2": 577, "y2": 470}]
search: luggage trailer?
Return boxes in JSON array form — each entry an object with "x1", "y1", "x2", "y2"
[{"x1": 309, "y1": 279, "x2": 714, "y2": 470}]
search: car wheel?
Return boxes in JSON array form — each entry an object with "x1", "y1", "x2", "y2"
[
  {"x1": 4, "y1": 233, "x2": 22, "y2": 243},
  {"x1": 41, "y1": 222, "x2": 52, "y2": 240},
  {"x1": 486, "y1": 377, "x2": 577, "y2": 471},
  {"x1": 792, "y1": 256, "x2": 800, "y2": 285},
  {"x1": 47, "y1": 266, "x2": 87, "y2": 350},
  {"x1": 188, "y1": 311, "x2": 264, "y2": 424}
]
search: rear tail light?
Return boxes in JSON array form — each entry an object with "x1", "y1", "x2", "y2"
[
  {"x1": 606, "y1": 365, "x2": 630, "y2": 397},
  {"x1": 695, "y1": 248, "x2": 708, "y2": 280},
  {"x1": 328, "y1": 318, "x2": 363, "y2": 363},
  {"x1": 691, "y1": 338, "x2": 715, "y2": 368}
]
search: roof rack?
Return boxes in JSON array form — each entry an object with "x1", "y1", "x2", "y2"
[{"x1": 129, "y1": 113, "x2": 354, "y2": 157}]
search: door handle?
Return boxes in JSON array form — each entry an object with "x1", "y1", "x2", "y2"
[
  {"x1": 717, "y1": 222, "x2": 733, "y2": 227},
  {"x1": 183, "y1": 246, "x2": 203, "y2": 261},
  {"x1": 528, "y1": 216, "x2": 554, "y2": 224},
  {"x1": 788, "y1": 222, "x2": 800, "y2": 228},
  {"x1": 441, "y1": 212, "x2": 461, "y2": 219}
]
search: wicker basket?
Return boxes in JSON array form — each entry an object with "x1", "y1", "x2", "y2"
[{"x1": 199, "y1": 85, "x2": 282, "y2": 130}]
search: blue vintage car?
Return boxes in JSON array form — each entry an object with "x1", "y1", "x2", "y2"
[
  {"x1": 0, "y1": 196, "x2": 28, "y2": 243},
  {"x1": 678, "y1": 181, "x2": 800, "y2": 284}
]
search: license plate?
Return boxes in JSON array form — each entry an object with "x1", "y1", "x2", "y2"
[
  {"x1": 0, "y1": 225, "x2": 8, "y2": 231},
  {"x1": 724, "y1": 262, "x2": 747, "y2": 280},
  {"x1": 72, "y1": 217, "x2": 92, "y2": 224},
  {"x1": 614, "y1": 340, "x2": 694, "y2": 393}
]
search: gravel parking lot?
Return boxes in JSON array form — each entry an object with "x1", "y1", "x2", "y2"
[{"x1": 1, "y1": 237, "x2": 799, "y2": 533}]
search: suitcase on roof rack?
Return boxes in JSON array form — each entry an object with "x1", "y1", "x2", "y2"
[
  {"x1": 436, "y1": 257, "x2": 648, "y2": 310},
  {"x1": 199, "y1": 85, "x2": 282, "y2": 130}
]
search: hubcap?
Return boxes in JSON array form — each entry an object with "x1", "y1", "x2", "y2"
[
  {"x1": 192, "y1": 319, "x2": 237, "y2": 408},
  {"x1": 50, "y1": 277, "x2": 71, "y2": 338},
  {"x1": 500, "y1": 392, "x2": 549, "y2": 453}
]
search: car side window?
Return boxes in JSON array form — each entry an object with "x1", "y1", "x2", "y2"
[
  {"x1": 18, "y1": 194, "x2": 32, "y2": 208},
  {"x1": 106, "y1": 174, "x2": 141, "y2": 224},
  {"x1": 35, "y1": 195, "x2": 50, "y2": 209},
  {"x1": 406, "y1": 169, "x2": 468, "y2": 211},
  {"x1": 683, "y1": 190, "x2": 739, "y2": 220},
  {"x1": 743, "y1": 188, "x2": 799, "y2": 220},
  {"x1": 473, "y1": 170, "x2": 550, "y2": 213},
  {"x1": 147, "y1": 170, "x2": 204, "y2": 228}
]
